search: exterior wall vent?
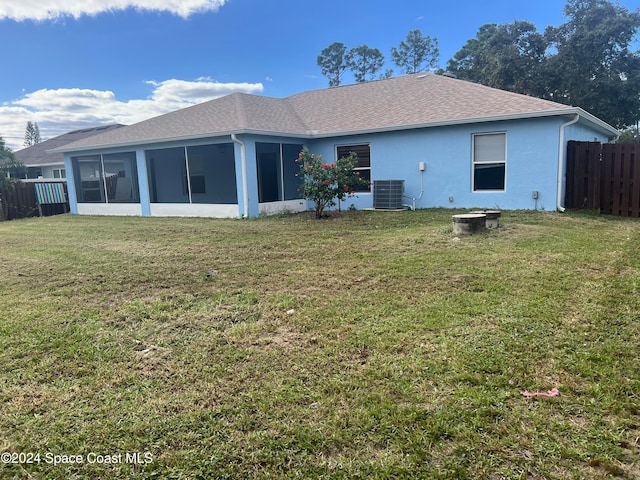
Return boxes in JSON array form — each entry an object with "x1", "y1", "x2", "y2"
[{"x1": 373, "y1": 180, "x2": 404, "y2": 210}]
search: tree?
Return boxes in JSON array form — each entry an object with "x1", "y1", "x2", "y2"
[
  {"x1": 391, "y1": 29, "x2": 440, "y2": 74},
  {"x1": 0, "y1": 136, "x2": 13, "y2": 164},
  {"x1": 317, "y1": 42, "x2": 349, "y2": 87},
  {"x1": 446, "y1": 24, "x2": 497, "y2": 84},
  {"x1": 24, "y1": 121, "x2": 42, "y2": 147},
  {"x1": 542, "y1": 0, "x2": 640, "y2": 128},
  {"x1": 0, "y1": 137, "x2": 26, "y2": 189},
  {"x1": 296, "y1": 147, "x2": 369, "y2": 218},
  {"x1": 445, "y1": 0, "x2": 640, "y2": 129},
  {"x1": 446, "y1": 21, "x2": 547, "y2": 95},
  {"x1": 617, "y1": 124, "x2": 640, "y2": 143},
  {"x1": 346, "y1": 45, "x2": 385, "y2": 83}
]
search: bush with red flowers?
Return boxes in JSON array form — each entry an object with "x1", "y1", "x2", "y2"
[{"x1": 296, "y1": 147, "x2": 369, "y2": 219}]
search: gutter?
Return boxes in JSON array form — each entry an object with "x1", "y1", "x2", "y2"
[
  {"x1": 557, "y1": 114, "x2": 580, "y2": 212},
  {"x1": 231, "y1": 134, "x2": 249, "y2": 218}
]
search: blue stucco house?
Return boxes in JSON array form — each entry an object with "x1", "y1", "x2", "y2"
[{"x1": 55, "y1": 73, "x2": 619, "y2": 217}]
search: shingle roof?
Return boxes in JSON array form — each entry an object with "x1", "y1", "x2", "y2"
[
  {"x1": 55, "y1": 74, "x2": 618, "y2": 153},
  {"x1": 289, "y1": 73, "x2": 574, "y2": 133},
  {"x1": 15, "y1": 124, "x2": 124, "y2": 165}
]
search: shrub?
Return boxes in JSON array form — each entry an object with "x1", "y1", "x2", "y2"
[{"x1": 296, "y1": 147, "x2": 369, "y2": 218}]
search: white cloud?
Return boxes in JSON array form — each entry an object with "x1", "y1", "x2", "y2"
[
  {"x1": 0, "y1": 0, "x2": 226, "y2": 21},
  {"x1": 146, "y1": 79, "x2": 264, "y2": 107},
  {"x1": 0, "y1": 78, "x2": 264, "y2": 150}
]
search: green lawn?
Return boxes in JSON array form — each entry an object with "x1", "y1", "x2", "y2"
[{"x1": 0, "y1": 210, "x2": 638, "y2": 479}]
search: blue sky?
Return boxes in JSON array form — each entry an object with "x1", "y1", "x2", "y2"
[{"x1": 0, "y1": 0, "x2": 637, "y2": 150}]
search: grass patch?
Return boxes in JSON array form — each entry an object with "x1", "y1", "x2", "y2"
[{"x1": 0, "y1": 209, "x2": 639, "y2": 479}]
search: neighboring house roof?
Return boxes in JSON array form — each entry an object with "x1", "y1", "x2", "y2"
[
  {"x1": 54, "y1": 74, "x2": 619, "y2": 153},
  {"x1": 15, "y1": 124, "x2": 124, "y2": 166}
]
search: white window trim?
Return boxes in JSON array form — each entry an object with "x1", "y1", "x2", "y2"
[{"x1": 472, "y1": 132, "x2": 507, "y2": 192}]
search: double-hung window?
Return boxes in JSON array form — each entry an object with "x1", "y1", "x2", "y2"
[{"x1": 473, "y1": 133, "x2": 506, "y2": 191}]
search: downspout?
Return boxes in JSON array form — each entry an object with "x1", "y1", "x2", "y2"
[
  {"x1": 557, "y1": 114, "x2": 580, "y2": 212},
  {"x1": 231, "y1": 134, "x2": 249, "y2": 218}
]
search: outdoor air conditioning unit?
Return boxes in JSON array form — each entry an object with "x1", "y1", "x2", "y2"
[{"x1": 373, "y1": 180, "x2": 404, "y2": 210}]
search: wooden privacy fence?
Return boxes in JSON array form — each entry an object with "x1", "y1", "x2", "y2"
[
  {"x1": 566, "y1": 141, "x2": 640, "y2": 218},
  {"x1": 0, "y1": 181, "x2": 69, "y2": 221}
]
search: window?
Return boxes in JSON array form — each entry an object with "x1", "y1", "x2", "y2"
[
  {"x1": 26, "y1": 167, "x2": 41, "y2": 179},
  {"x1": 255, "y1": 142, "x2": 303, "y2": 203},
  {"x1": 146, "y1": 147, "x2": 188, "y2": 203},
  {"x1": 103, "y1": 153, "x2": 139, "y2": 203},
  {"x1": 146, "y1": 144, "x2": 237, "y2": 204},
  {"x1": 188, "y1": 144, "x2": 237, "y2": 204},
  {"x1": 72, "y1": 153, "x2": 139, "y2": 203},
  {"x1": 256, "y1": 143, "x2": 281, "y2": 202},
  {"x1": 282, "y1": 144, "x2": 303, "y2": 200},
  {"x1": 336, "y1": 144, "x2": 370, "y2": 192},
  {"x1": 186, "y1": 154, "x2": 206, "y2": 195},
  {"x1": 53, "y1": 168, "x2": 66, "y2": 179},
  {"x1": 73, "y1": 156, "x2": 103, "y2": 202},
  {"x1": 473, "y1": 133, "x2": 506, "y2": 191}
]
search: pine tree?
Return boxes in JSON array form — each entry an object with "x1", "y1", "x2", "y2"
[
  {"x1": 346, "y1": 45, "x2": 385, "y2": 83},
  {"x1": 317, "y1": 42, "x2": 349, "y2": 87},
  {"x1": 391, "y1": 29, "x2": 440, "y2": 74},
  {"x1": 24, "y1": 121, "x2": 42, "y2": 147}
]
